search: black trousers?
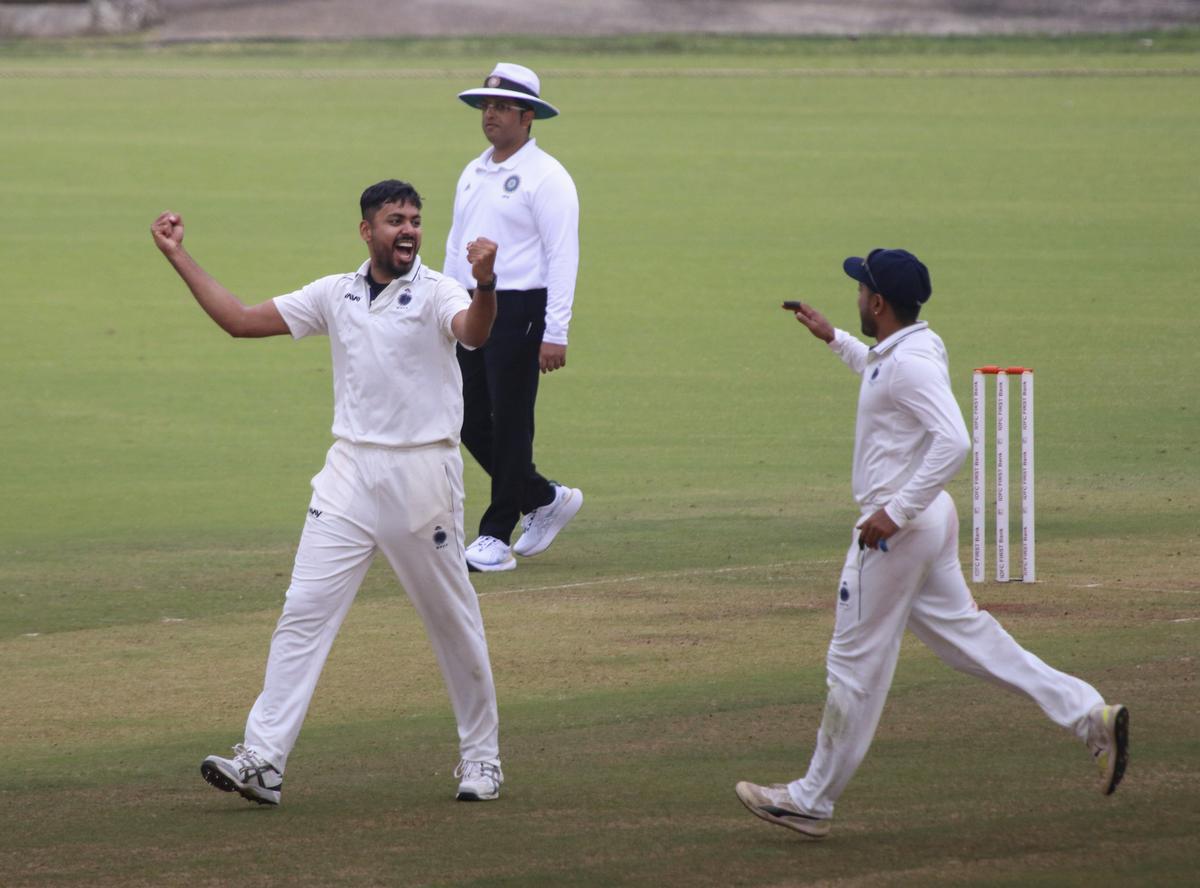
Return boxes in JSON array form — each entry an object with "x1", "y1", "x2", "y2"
[{"x1": 457, "y1": 288, "x2": 555, "y2": 543}]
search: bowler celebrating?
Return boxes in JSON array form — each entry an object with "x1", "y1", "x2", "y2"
[
  {"x1": 151, "y1": 180, "x2": 507, "y2": 805},
  {"x1": 735, "y1": 249, "x2": 1129, "y2": 838}
]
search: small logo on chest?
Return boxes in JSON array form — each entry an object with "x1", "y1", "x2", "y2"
[
  {"x1": 396, "y1": 289, "x2": 413, "y2": 307},
  {"x1": 343, "y1": 292, "x2": 361, "y2": 303},
  {"x1": 504, "y1": 174, "x2": 520, "y2": 193}
]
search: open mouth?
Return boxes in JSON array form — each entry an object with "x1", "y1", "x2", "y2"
[{"x1": 394, "y1": 238, "x2": 415, "y2": 260}]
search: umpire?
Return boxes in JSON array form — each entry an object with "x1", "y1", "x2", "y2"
[{"x1": 444, "y1": 62, "x2": 583, "y2": 573}]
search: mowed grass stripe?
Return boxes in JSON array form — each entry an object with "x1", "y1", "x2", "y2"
[{"x1": 3, "y1": 66, "x2": 1200, "y2": 79}]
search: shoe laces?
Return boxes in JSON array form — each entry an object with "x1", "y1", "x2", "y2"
[
  {"x1": 454, "y1": 759, "x2": 502, "y2": 784},
  {"x1": 232, "y1": 743, "x2": 269, "y2": 768},
  {"x1": 231, "y1": 743, "x2": 281, "y2": 786},
  {"x1": 765, "y1": 785, "x2": 797, "y2": 809},
  {"x1": 523, "y1": 489, "x2": 562, "y2": 529}
]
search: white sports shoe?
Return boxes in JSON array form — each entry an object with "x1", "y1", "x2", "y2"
[
  {"x1": 455, "y1": 759, "x2": 504, "y2": 801},
  {"x1": 512, "y1": 485, "x2": 583, "y2": 557},
  {"x1": 464, "y1": 535, "x2": 517, "y2": 572},
  {"x1": 1087, "y1": 703, "x2": 1130, "y2": 795},
  {"x1": 201, "y1": 744, "x2": 283, "y2": 806},
  {"x1": 734, "y1": 781, "x2": 831, "y2": 838}
]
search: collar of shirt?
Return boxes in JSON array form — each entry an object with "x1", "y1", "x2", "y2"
[
  {"x1": 353, "y1": 257, "x2": 423, "y2": 310},
  {"x1": 868, "y1": 320, "x2": 929, "y2": 360},
  {"x1": 476, "y1": 137, "x2": 538, "y2": 172},
  {"x1": 354, "y1": 257, "x2": 423, "y2": 286}
]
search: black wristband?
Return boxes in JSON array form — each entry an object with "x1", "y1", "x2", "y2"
[{"x1": 476, "y1": 276, "x2": 497, "y2": 292}]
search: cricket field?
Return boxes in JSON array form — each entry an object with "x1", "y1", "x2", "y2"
[{"x1": 1, "y1": 32, "x2": 1197, "y2": 887}]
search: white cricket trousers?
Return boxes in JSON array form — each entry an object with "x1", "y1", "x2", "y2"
[
  {"x1": 243, "y1": 439, "x2": 500, "y2": 772},
  {"x1": 790, "y1": 491, "x2": 1103, "y2": 819}
]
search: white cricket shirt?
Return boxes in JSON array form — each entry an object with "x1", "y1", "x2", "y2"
[
  {"x1": 443, "y1": 138, "x2": 579, "y2": 345},
  {"x1": 828, "y1": 322, "x2": 972, "y2": 528},
  {"x1": 273, "y1": 257, "x2": 472, "y2": 448}
]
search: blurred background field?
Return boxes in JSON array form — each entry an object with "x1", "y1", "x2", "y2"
[{"x1": 0, "y1": 28, "x2": 1198, "y2": 887}]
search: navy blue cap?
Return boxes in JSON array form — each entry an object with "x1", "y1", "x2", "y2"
[{"x1": 843, "y1": 248, "x2": 932, "y2": 308}]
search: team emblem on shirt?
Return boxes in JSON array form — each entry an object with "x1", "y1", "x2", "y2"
[
  {"x1": 398, "y1": 289, "x2": 413, "y2": 307},
  {"x1": 838, "y1": 582, "x2": 850, "y2": 604},
  {"x1": 504, "y1": 175, "x2": 520, "y2": 193},
  {"x1": 433, "y1": 526, "x2": 449, "y2": 549},
  {"x1": 870, "y1": 366, "x2": 881, "y2": 381}
]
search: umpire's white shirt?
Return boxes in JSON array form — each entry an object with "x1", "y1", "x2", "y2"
[
  {"x1": 273, "y1": 257, "x2": 472, "y2": 448},
  {"x1": 444, "y1": 138, "x2": 579, "y2": 345},
  {"x1": 828, "y1": 322, "x2": 971, "y2": 528}
]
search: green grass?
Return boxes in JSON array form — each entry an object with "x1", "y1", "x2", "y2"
[
  {"x1": 1, "y1": 34, "x2": 1198, "y2": 887},
  {"x1": 3, "y1": 29, "x2": 1200, "y2": 74}
]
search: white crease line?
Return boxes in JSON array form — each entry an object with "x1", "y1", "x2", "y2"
[
  {"x1": 477, "y1": 559, "x2": 834, "y2": 598},
  {"x1": 1169, "y1": 617, "x2": 1200, "y2": 624}
]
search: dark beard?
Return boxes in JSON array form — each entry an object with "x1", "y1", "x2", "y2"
[{"x1": 377, "y1": 248, "x2": 413, "y2": 279}]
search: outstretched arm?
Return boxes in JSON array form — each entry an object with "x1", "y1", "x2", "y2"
[
  {"x1": 785, "y1": 300, "x2": 869, "y2": 375},
  {"x1": 151, "y1": 212, "x2": 289, "y2": 338},
  {"x1": 786, "y1": 301, "x2": 835, "y2": 343}
]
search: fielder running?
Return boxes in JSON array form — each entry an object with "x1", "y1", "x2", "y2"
[
  {"x1": 735, "y1": 248, "x2": 1129, "y2": 838},
  {"x1": 151, "y1": 180, "x2": 507, "y2": 805}
]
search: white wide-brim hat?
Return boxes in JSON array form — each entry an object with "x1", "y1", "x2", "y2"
[{"x1": 458, "y1": 62, "x2": 560, "y2": 119}]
